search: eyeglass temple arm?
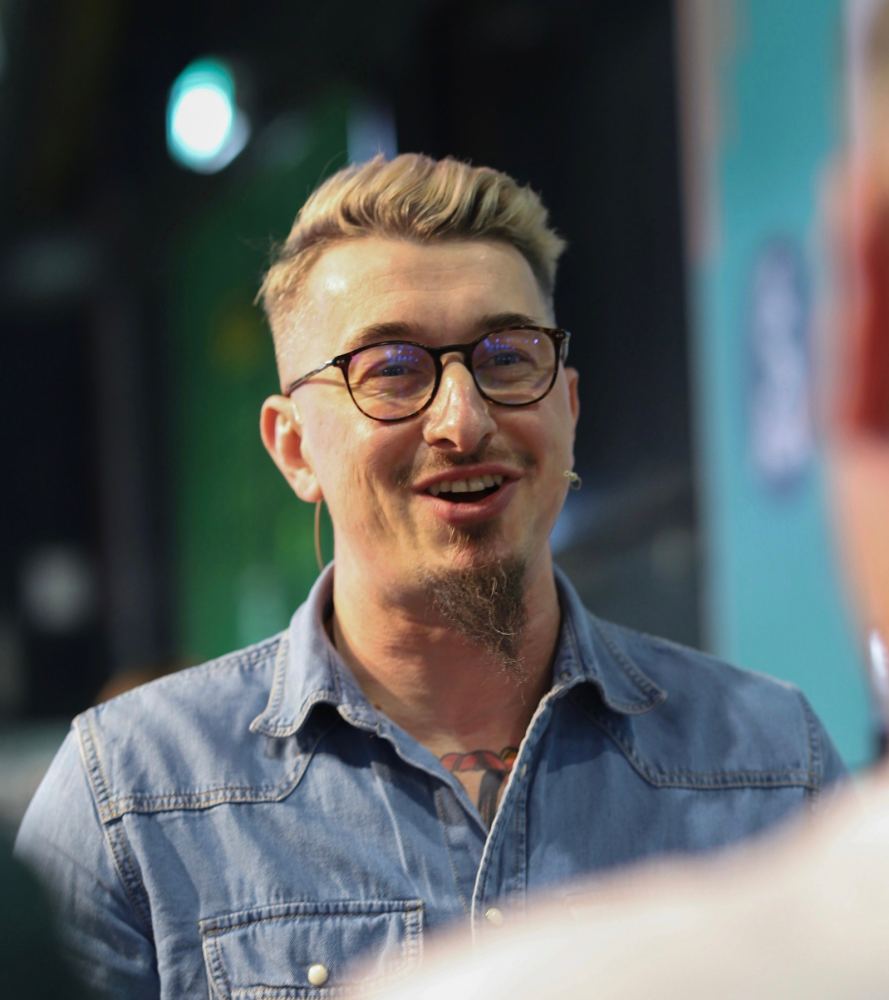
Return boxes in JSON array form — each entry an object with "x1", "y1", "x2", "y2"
[{"x1": 285, "y1": 358, "x2": 339, "y2": 396}]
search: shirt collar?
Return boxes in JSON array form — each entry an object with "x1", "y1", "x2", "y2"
[
  {"x1": 250, "y1": 565, "x2": 377, "y2": 738},
  {"x1": 550, "y1": 564, "x2": 665, "y2": 714},
  {"x1": 250, "y1": 562, "x2": 664, "y2": 739}
]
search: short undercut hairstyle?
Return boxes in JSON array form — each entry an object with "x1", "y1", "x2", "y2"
[{"x1": 257, "y1": 153, "x2": 566, "y2": 372}]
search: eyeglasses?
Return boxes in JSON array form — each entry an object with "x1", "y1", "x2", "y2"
[{"x1": 285, "y1": 325, "x2": 571, "y2": 423}]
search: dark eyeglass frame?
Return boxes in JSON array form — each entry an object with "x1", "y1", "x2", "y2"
[{"x1": 284, "y1": 325, "x2": 571, "y2": 423}]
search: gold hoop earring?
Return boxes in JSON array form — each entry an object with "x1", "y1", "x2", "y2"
[
  {"x1": 564, "y1": 470, "x2": 582, "y2": 491},
  {"x1": 314, "y1": 499, "x2": 325, "y2": 572}
]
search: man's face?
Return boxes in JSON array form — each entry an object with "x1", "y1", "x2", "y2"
[{"x1": 267, "y1": 237, "x2": 579, "y2": 591}]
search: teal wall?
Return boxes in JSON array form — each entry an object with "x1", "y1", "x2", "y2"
[{"x1": 692, "y1": 0, "x2": 871, "y2": 768}]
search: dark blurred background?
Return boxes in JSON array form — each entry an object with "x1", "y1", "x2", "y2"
[{"x1": 3, "y1": 0, "x2": 870, "y2": 829}]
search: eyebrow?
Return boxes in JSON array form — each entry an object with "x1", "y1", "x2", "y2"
[{"x1": 344, "y1": 312, "x2": 545, "y2": 352}]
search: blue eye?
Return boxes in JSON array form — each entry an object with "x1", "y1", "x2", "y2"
[
  {"x1": 491, "y1": 352, "x2": 523, "y2": 366},
  {"x1": 476, "y1": 348, "x2": 534, "y2": 371}
]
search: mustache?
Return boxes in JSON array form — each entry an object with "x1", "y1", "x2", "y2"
[{"x1": 391, "y1": 445, "x2": 536, "y2": 489}]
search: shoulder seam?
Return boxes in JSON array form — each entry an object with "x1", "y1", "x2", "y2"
[
  {"x1": 570, "y1": 695, "x2": 818, "y2": 790},
  {"x1": 593, "y1": 616, "x2": 804, "y2": 697},
  {"x1": 94, "y1": 720, "x2": 337, "y2": 820},
  {"x1": 75, "y1": 717, "x2": 154, "y2": 936},
  {"x1": 796, "y1": 690, "x2": 824, "y2": 810}
]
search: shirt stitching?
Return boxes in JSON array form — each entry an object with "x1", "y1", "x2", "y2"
[
  {"x1": 105, "y1": 821, "x2": 154, "y2": 937},
  {"x1": 797, "y1": 691, "x2": 823, "y2": 812},
  {"x1": 97, "y1": 722, "x2": 336, "y2": 821},
  {"x1": 590, "y1": 618, "x2": 668, "y2": 708},
  {"x1": 78, "y1": 716, "x2": 155, "y2": 934},
  {"x1": 201, "y1": 904, "x2": 423, "y2": 997},
  {"x1": 571, "y1": 697, "x2": 818, "y2": 789},
  {"x1": 433, "y1": 789, "x2": 471, "y2": 919}
]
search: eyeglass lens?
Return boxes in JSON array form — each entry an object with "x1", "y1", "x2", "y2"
[{"x1": 346, "y1": 328, "x2": 557, "y2": 420}]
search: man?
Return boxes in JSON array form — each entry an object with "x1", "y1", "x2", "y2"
[{"x1": 15, "y1": 154, "x2": 844, "y2": 998}]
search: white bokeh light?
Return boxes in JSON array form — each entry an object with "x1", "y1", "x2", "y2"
[
  {"x1": 170, "y1": 82, "x2": 233, "y2": 158},
  {"x1": 166, "y1": 60, "x2": 250, "y2": 173}
]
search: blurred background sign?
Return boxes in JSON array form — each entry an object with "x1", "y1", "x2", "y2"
[{"x1": 678, "y1": 0, "x2": 870, "y2": 768}]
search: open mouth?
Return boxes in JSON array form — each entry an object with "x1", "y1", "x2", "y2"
[{"x1": 425, "y1": 474, "x2": 505, "y2": 504}]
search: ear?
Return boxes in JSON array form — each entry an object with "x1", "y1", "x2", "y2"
[
  {"x1": 559, "y1": 365, "x2": 581, "y2": 473},
  {"x1": 565, "y1": 365, "x2": 581, "y2": 432},
  {"x1": 260, "y1": 395, "x2": 323, "y2": 503}
]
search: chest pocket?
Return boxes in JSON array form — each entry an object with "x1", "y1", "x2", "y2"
[{"x1": 200, "y1": 899, "x2": 424, "y2": 998}]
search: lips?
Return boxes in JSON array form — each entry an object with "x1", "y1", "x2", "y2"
[
  {"x1": 415, "y1": 473, "x2": 520, "y2": 524},
  {"x1": 415, "y1": 463, "x2": 519, "y2": 492},
  {"x1": 408, "y1": 458, "x2": 528, "y2": 525},
  {"x1": 426, "y1": 473, "x2": 505, "y2": 498}
]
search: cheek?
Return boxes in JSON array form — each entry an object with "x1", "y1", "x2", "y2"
[
  {"x1": 532, "y1": 402, "x2": 577, "y2": 508},
  {"x1": 513, "y1": 400, "x2": 576, "y2": 468},
  {"x1": 303, "y1": 406, "x2": 367, "y2": 504},
  {"x1": 309, "y1": 414, "x2": 411, "y2": 528}
]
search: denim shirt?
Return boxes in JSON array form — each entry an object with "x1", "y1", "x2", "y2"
[{"x1": 15, "y1": 566, "x2": 845, "y2": 999}]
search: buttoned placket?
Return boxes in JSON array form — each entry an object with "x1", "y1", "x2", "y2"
[
  {"x1": 466, "y1": 666, "x2": 582, "y2": 944},
  {"x1": 327, "y1": 664, "x2": 586, "y2": 942},
  {"x1": 373, "y1": 710, "x2": 537, "y2": 940},
  {"x1": 316, "y1": 590, "x2": 592, "y2": 944}
]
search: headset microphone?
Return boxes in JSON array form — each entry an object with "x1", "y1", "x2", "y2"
[{"x1": 563, "y1": 470, "x2": 582, "y2": 491}]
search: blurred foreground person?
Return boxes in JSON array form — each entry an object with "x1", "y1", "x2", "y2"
[
  {"x1": 377, "y1": 38, "x2": 889, "y2": 1000},
  {"x1": 14, "y1": 155, "x2": 842, "y2": 998},
  {"x1": 378, "y1": 771, "x2": 889, "y2": 1000},
  {"x1": 0, "y1": 837, "x2": 86, "y2": 1000}
]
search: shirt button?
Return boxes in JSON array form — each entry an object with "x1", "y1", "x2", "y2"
[
  {"x1": 307, "y1": 964, "x2": 329, "y2": 986},
  {"x1": 519, "y1": 763, "x2": 527, "y2": 779},
  {"x1": 485, "y1": 907, "x2": 505, "y2": 927}
]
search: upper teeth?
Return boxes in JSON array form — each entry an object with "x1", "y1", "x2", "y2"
[{"x1": 428, "y1": 474, "x2": 503, "y2": 496}]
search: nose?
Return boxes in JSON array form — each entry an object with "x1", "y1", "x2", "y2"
[{"x1": 422, "y1": 354, "x2": 497, "y2": 452}]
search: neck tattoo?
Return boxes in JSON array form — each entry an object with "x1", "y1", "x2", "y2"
[{"x1": 441, "y1": 747, "x2": 518, "y2": 827}]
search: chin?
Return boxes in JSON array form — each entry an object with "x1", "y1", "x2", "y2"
[{"x1": 439, "y1": 528, "x2": 522, "y2": 570}]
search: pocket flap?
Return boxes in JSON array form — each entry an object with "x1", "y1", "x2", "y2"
[{"x1": 200, "y1": 899, "x2": 423, "y2": 998}]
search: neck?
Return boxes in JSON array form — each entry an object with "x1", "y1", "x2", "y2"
[{"x1": 329, "y1": 548, "x2": 561, "y2": 754}]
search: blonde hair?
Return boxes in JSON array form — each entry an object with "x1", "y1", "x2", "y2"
[{"x1": 258, "y1": 153, "x2": 566, "y2": 364}]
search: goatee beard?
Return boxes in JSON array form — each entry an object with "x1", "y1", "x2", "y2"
[{"x1": 421, "y1": 556, "x2": 528, "y2": 677}]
